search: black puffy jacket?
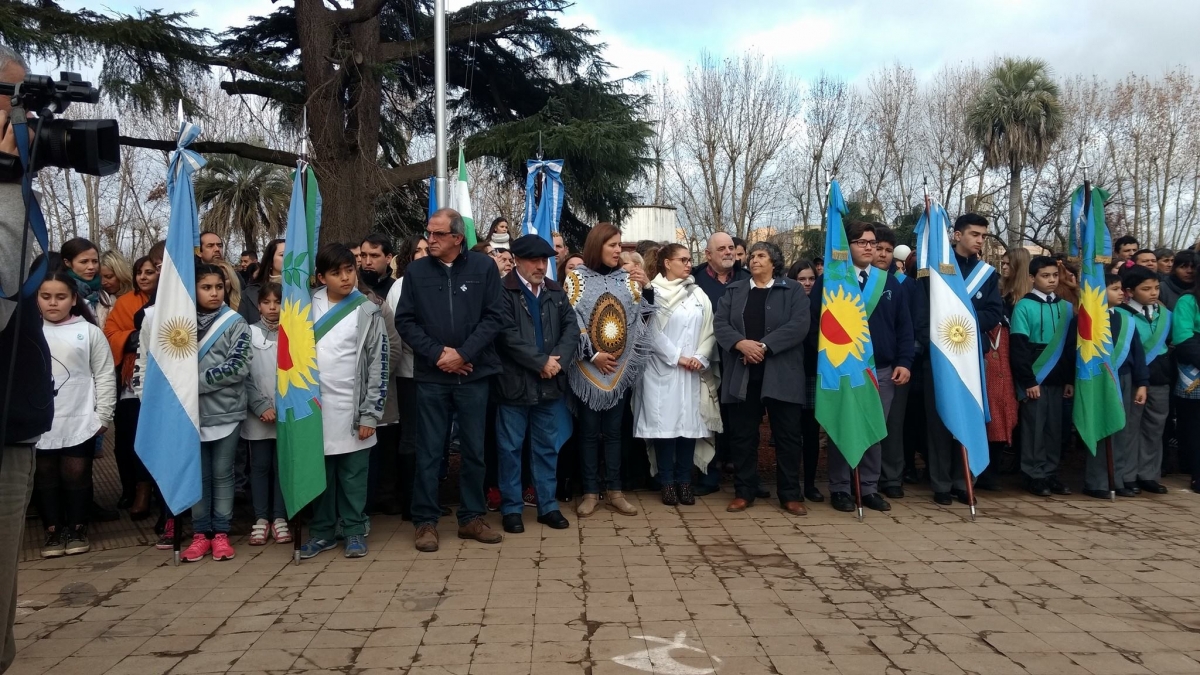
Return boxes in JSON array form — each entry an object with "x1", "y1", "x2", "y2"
[{"x1": 492, "y1": 272, "x2": 578, "y2": 405}]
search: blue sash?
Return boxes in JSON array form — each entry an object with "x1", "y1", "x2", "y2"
[
  {"x1": 1144, "y1": 306, "x2": 1171, "y2": 364},
  {"x1": 860, "y1": 267, "x2": 885, "y2": 317},
  {"x1": 1109, "y1": 309, "x2": 1136, "y2": 371},
  {"x1": 964, "y1": 261, "x2": 995, "y2": 298},
  {"x1": 313, "y1": 289, "x2": 368, "y2": 342},
  {"x1": 197, "y1": 306, "x2": 239, "y2": 360}
]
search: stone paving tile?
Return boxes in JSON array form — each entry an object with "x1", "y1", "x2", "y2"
[{"x1": 9, "y1": 480, "x2": 1200, "y2": 674}]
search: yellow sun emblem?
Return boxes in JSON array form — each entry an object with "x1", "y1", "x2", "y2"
[
  {"x1": 277, "y1": 298, "x2": 319, "y2": 396},
  {"x1": 938, "y1": 314, "x2": 976, "y2": 355},
  {"x1": 1077, "y1": 282, "x2": 1112, "y2": 364},
  {"x1": 158, "y1": 316, "x2": 196, "y2": 359},
  {"x1": 819, "y1": 285, "x2": 871, "y2": 368}
]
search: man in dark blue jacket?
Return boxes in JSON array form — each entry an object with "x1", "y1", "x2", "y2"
[
  {"x1": 916, "y1": 213, "x2": 1003, "y2": 505},
  {"x1": 808, "y1": 222, "x2": 913, "y2": 513},
  {"x1": 396, "y1": 208, "x2": 506, "y2": 552}
]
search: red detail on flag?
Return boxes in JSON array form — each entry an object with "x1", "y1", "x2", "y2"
[
  {"x1": 1078, "y1": 308, "x2": 1092, "y2": 341},
  {"x1": 867, "y1": 368, "x2": 879, "y2": 389},
  {"x1": 821, "y1": 310, "x2": 852, "y2": 345},
  {"x1": 278, "y1": 327, "x2": 294, "y2": 370}
]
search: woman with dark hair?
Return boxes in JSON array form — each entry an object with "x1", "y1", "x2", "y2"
[
  {"x1": 713, "y1": 241, "x2": 810, "y2": 516},
  {"x1": 486, "y1": 217, "x2": 511, "y2": 251},
  {"x1": 557, "y1": 251, "x2": 583, "y2": 282},
  {"x1": 103, "y1": 256, "x2": 160, "y2": 517},
  {"x1": 393, "y1": 234, "x2": 428, "y2": 279},
  {"x1": 564, "y1": 223, "x2": 655, "y2": 517},
  {"x1": 634, "y1": 244, "x2": 720, "y2": 506},
  {"x1": 790, "y1": 258, "x2": 822, "y2": 502},
  {"x1": 384, "y1": 233, "x2": 428, "y2": 519},
  {"x1": 240, "y1": 238, "x2": 286, "y2": 325},
  {"x1": 1170, "y1": 274, "x2": 1200, "y2": 493},
  {"x1": 60, "y1": 237, "x2": 113, "y2": 328}
]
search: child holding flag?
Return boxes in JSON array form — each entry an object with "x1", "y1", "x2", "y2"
[
  {"x1": 298, "y1": 244, "x2": 388, "y2": 560},
  {"x1": 1117, "y1": 266, "x2": 1172, "y2": 494},
  {"x1": 1010, "y1": 256, "x2": 1075, "y2": 498},
  {"x1": 181, "y1": 264, "x2": 253, "y2": 562},
  {"x1": 1082, "y1": 275, "x2": 1148, "y2": 499},
  {"x1": 242, "y1": 282, "x2": 291, "y2": 544}
]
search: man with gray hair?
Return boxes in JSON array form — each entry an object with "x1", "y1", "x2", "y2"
[
  {"x1": 1, "y1": 44, "x2": 54, "y2": 675},
  {"x1": 395, "y1": 208, "x2": 507, "y2": 552}
]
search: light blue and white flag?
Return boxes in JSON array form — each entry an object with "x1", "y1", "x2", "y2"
[
  {"x1": 915, "y1": 200, "x2": 990, "y2": 476},
  {"x1": 134, "y1": 120, "x2": 205, "y2": 517},
  {"x1": 522, "y1": 159, "x2": 565, "y2": 279}
]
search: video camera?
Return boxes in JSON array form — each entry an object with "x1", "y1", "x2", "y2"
[{"x1": 0, "y1": 71, "x2": 121, "y2": 181}]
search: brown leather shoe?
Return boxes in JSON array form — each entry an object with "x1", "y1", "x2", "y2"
[
  {"x1": 414, "y1": 524, "x2": 439, "y2": 552},
  {"x1": 783, "y1": 501, "x2": 807, "y2": 516},
  {"x1": 726, "y1": 498, "x2": 750, "y2": 512},
  {"x1": 458, "y1": 517, "x2": 503, "y2": 544}
]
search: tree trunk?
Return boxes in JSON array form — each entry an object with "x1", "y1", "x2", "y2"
[{"x1": 1008, "y1": 162, "x2": 1022, "y2": 248}]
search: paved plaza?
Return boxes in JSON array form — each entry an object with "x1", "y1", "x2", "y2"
[{"x1": 8, "y1": 479, "x2": 1200, "y2": 675}]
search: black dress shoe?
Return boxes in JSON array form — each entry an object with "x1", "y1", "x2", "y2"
[
  {"x1": 830, "y1": 491, "x2": 855, "y2": 512},
  {"x1": 804, "y1": 486, "x2": 824, "y2": 503},
  {"x1": 756, "y1": 488, "x2": 771, "y2": 500},
  {"x1": 1138, "y1": 480, "x2": 1169, "y2": 494},
  {"x1": 862, "y1": 493, "x2": 891, "y2": 512},
  {"x1": 537, "y1": 510, "x2": 570, "y2": 529},
  {"x1": 951, "y1": 489, "x2": 975, "y2": 506},
  {"x1": 1085, "y1": 488, "x2": 1116, "y2": 499},
  {"x1": 1124, "y1": 483, "x2": 1141, "y2": 495},
  {"x1": 89, "y1": 500, "x2": 120, "y2": 523},
  {"x1": 883, "y1": 486, "x2": 904, "y2": 499},
  {"x1": 1115, "y1": 487, "x2": 1137, "y2": 498},
  {"x1": 1046, "y1": 477, "x2": 1071, "y2": 496},
  {"x1": 975, "y1": 475, "x2": 1001, "y2": 491},
  {"x1": 502, "y1": 514, "x2": 524, "y2": 533},
  {"x1": 933, "y1": 492, "x2": 953, "y2": 506},
  {"x1": 693, "y1": 483, "x2": 720, "y2": 497},
  {"x1": 1027, "y1": 479, "x2": 1052, "y2": 497}
]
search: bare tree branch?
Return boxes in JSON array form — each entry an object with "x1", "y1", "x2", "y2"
[
  {"x1": 119, "y1": 136, "x2": 301, "y2": 167},
  {"x1": 219, "y1": 79, "x2": 305, "y2": 106}
]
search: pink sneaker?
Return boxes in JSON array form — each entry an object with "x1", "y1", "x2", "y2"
[
  {"x1": 180, "y1": 533, "x2": 210, "y2": 562},
  {"x1": 155, "y1": 518, "x2": 175, "y2": 550},
  {"x1": 211, "y1": 533, "x2": 236, "y2": 561}
]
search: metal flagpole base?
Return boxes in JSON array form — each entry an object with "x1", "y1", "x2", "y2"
[
  {"x1": 292, "y1": 518, "x2": 301, "y2": 565},
  {"x1": 1105, "y1": 439, "x2": 1117, "y2": 503},
  {"x1": 171, "y1": 515, "x2": 182, "y2": 566},
  {"x1": 853, "y1": 468, "x2": 864, "y2": 522},
  {"x1": 959, "y1": 445, "x2": 977, "y2": 522}
]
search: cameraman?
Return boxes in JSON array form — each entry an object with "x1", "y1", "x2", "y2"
[{"x1": 0, "y1": 44, "x2": 55, "y2": 675}]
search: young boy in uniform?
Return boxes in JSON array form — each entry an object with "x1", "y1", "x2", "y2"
[
  {"x1": 1118, "y1": 266, "x2": 1169, "y2": 494},
  {"x1": 1082, "y1": 274, "x2": 1148, "y2": 499},
  {"x1": 1010, "y1": 256, "x2": 1075, "y2": 497}
]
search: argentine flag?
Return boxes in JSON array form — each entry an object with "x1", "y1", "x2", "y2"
[
  {"x1": 522, "y1": 159, "x2": 565, "y2": 279},
  {"x1": 134, "y1": 120, "x2": 205, "y2": 517},
  {"x1": 915, "y1": 201, "x2": 990, "y2": 476}
]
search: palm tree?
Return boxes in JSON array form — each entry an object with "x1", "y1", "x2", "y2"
[
  {"x1": 194, "y1": 154, "x2": 291, "y2": 253},
  {"x1": 967, "y1": 57, "x2": 1064, "y2": 247}
]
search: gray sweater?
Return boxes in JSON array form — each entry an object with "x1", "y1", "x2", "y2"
[{"x1": 197, "y1": 311, "x2": 253, "y2": 428}]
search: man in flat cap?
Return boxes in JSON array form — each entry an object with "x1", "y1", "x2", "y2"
[{"x1": 491, "y1": 235, "x2": 579, "y2": 533}]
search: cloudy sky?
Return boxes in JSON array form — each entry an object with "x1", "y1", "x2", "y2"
[{"x1": 54, "y1": 0, "x2": 1200, "y2": 84}]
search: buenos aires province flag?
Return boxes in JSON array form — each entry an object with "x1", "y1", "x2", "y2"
[
  {"x1": 134, "y1": 120, "x2": 204, "y2": 516},
  {"x1": 815, "y1": 180, "x2": 887, "y2": 467},
  {"x1": 915, "y1": 202, "x2": 989, "y2": 475},
  {"x1": 447, "y1": 146, "x2": 477, "y2": 247}
]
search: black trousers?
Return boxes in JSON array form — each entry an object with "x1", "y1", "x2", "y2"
[
  {"x1": 395, "y1": 376, "x2": 418, "y2": 519},
  {"x1": 799, "y1": 407, "x2": 820, "y2": 489},
  {"x1": 34, "y1": 440, "x2": 94, "y2": 530},
  {"x1": 113, "y1": 398, "x2": 149, "y2": 498},
  {"x1": 726, "y1": 380, "x2": 803, "y2": 504},
  {"x1": 1174, "y1": 397, "x2": 1200, "y2": 483}
]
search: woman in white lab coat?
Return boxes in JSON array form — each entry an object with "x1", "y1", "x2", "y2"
[{"x1": 634, "y1": 243, "x2": 721, "y2": 507}]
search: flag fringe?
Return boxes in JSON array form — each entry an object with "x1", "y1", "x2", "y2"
[
  {"x1": 916, "y1": 269, "x2": 929, "y2": 278},
  {"x1": 831, "y1": 250, "x2": 848, "y2": 261},
  {"x1": 939, "y1": 263, "x2": 955, "y2": 275}
]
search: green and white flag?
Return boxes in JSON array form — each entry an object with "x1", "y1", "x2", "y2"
[{"x1": 448, "y1": 145, "x2": 477, "y2": 247}]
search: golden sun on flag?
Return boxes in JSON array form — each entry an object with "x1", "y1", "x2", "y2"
[
  {"x1": 819, "y1": 286, "x2": 870, "y2": 368},
  {"x1": 938, "y1": 314, "x2": 976, "y2": 355},
  {"x1": 277, "y1": 298, "x2": 319, "y2": 396},
  {"x1": 158, "y1": 316, "x2": 196, "y2": 359},
  {"x1": 1076, "y1": 282, "x2": 1112, "y2": 364}
]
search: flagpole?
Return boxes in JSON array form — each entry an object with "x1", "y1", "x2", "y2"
[
  {"x1": 433, "y1": 0, "x2": 448, "y2": 209},
  {"x1": 172, "y1": 513, "x2": 182, "y2": 566},
  {"x1": 291, "y1": 110, "x2": 311, "y2": 565},
  {"x1": 852, "y1": 468, "x2": 863, "y2": 522},
  {"x1": 959, "y1": 444, "x2": 977, "y2": 521},
  {"x1": 1080, "y1": 175, "x2": 1115, "y2": 503}
]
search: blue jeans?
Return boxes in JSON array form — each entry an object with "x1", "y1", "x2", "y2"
[
  {"x1": 248, "y1": 439, "x2": 286, "y2": 521},
  {"x1": 578, "y1": 403, "x2": 624, "y2": 494},
  {"x1": 412, "y1": 380, "x2": 489, "y2": 527},
  {"x1": 496, "y1": 399, "x2": 571, "y2": 516},
  {"x1": 193, "y1": 426, "x2": 240, "y2": 534},
  {"x1": 654, "y1": 437, "x2": 696, "y2": 486}
]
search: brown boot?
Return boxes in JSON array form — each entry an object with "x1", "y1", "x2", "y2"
[
  {"x1": 414, "y1": 524, "x2": 439, "y2": 552},
  {"x1": 576, "y1": 493, "x2": 599, "y2": 518},
  {"x1": 605, "y1": 491, "x2": 638, "y2": 516},
  {"x1": 458, "y1": 517, "x2": 503, "y2": 544},
  {"x1": 129, "y1": 482, "x2": 152, "y2": 520}
]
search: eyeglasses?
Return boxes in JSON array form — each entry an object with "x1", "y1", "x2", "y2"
[
  {"x1": 669, "y1": 257, "x2": 693, "y2": 265},
  {"x1": 849, "y1": 239, "x2": 877, "y2": 248},
  {"x1": 424, "y1": 229, "x2": 456, "y2": 239}
]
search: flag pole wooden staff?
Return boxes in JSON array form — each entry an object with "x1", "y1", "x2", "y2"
[
  {"x1": 959, "y1": 445, "x2": 977, "y2": 521},
  {"x1": 290, "y1": 108, "x2": 310, "y2": 566},
  {"x1": 852, "y1": 468, "x2": 864, "y2": 522}
]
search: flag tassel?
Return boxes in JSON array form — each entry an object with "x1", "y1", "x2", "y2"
[
  {"x1": 853, "y1": 468, "x2": 864, "y2": 522},
  {"x1": 960, "y1": 445, "x2": 977, "y2": 521},
  {"x1": 1105, "y1": 438, "x2": 1116, "y2": 502}
]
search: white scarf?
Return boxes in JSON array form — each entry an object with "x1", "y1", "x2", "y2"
[{"x1": 649, "y1": 274, "x2": 722, "y2": 433}]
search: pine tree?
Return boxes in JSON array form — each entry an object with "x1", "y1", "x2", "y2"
[{"x1": 1, "y1": 0, "x2": 653, "y2": 243}]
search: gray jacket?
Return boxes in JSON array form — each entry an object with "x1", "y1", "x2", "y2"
[
  {"x1": 198, "y1": 312, "x2": 253, "y2": 428},
  {"x1": 713, "y1": 277, "x2": 810, "y2": 405},
  {"x1": 342, "y1": 297, "x2": 389, "y2": 432}
]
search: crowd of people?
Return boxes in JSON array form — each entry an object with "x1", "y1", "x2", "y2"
[{"x1": 9, "y1": 206, "x2": 1197, "y2": 568}]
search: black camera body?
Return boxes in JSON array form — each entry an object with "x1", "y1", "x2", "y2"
[{"x1": 0, "y1": 71, "x2": 121, "y2": 181}]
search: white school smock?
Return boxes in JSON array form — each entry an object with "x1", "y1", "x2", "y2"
[
  {"x1": 314, "y1": 288, "x2": 376, "y2": 456},
  {"x1": 241, "y1": 325, "x2": 278, "y2": 441}
]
